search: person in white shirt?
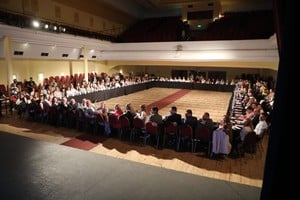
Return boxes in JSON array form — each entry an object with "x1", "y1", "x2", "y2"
[
  {"x1": 254, "y1": 113, "x2": 268, "y2": 138},
  {"x1": 136, "y1": 104, "x2": 147, "y2": 122}
]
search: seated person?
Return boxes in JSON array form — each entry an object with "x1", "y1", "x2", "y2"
[
  {"x1": 163, "y1": 106, "x2": 182, "y2": 127},
  {"x1": 198, "y1": 112, "x2": 214, "y2": 131},
  {"x1": 113, "y1": 104, "x2": 123, "y2": 117},
  {"x1": 149, "y1": 106, "x2": 163, "y2": 125},
  {"x1": 223, "y1": 114, "x2": 233, "y2": 142},
  {"x1": 149, "y1": 106, "x2": 164, "y2": 147},
  {"x1": 254, "y1": 113, "x2": 268, "y2": 138},
  {"x1": 183, "y1": 109, "x2": 198, "y2": 131},
  {"x1": 240, "y1": 118, "x2": 254, "y2": 141},
  {"x1": 120, "y1": 103, "x2": 136, "y2": 128},
  {"x1": 136, "y1": 104, "x2": 147, "y2": 122}
]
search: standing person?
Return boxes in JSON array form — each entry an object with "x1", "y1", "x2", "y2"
[{"x1": 27, "y1": 77, "x2": 36, "y2": 93}]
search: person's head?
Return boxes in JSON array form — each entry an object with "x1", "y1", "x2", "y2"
[
  {"x1": 86, "y1": 99, "x2": 92, "y2": 106},
  {"x1": 202, "y1": 112, "x2": 210, "y2": 120},
  {"x1": 170, "y1": 106, "x2": 177, "y2": 114},
  {"x1": 223, "y1": 114, "x2": 230, "y2": 123},
  {"x1": 114, "y1": 104, "x2": 121, "y2": 110},
  {"x1": 185, "y1": 109, "x2": 192, "y2": 117},
  {"x1": 218, "y1": 120, "x2": 225, "y2": 129},
  {"x1": 151, "y1": 106, "x2": 158, "y2": 114},
  {"x1": 140, "y1": 104, "x2": 146, "y2": 111},
  {"x1": 259, "y1": 113, "x2": 267, "y2": 121},
  {"x1": 246, "y1": 106, "x2": 253, "y2": 113},
  {"x1": 70, "y1": 98, "x2": 76, "y2": 105},
  {"x1": 62, "y1": 97, "x2": 68, "y2": 104},
  {"x1": 126, "y1": 103, "x2": 133, "y2": 111}
]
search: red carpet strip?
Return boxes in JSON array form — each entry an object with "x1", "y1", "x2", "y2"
[
  {"x1": 146, "y1": 89, "x2": 190, "y2": 112},
  {"x1": 61, "y1": 134, "x2": 106, "y2": 150}
]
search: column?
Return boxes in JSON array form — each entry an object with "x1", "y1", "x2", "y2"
[
  {"x1": 83, "y1": 46, "x2": 88, "y2": 82},
  {"x1": 3, "y1": 36, "x2": 13, "y2": 95}
]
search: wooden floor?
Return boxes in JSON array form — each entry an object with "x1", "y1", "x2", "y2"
[
  {"x1": 101, "y1": 88, "x2": 232, "y2": 122},
  {"x1": 0, "y1": 88, "x2": 267, "y2": 188}
]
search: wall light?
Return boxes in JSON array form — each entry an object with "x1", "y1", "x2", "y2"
[
  {"x1": 32, "y1": 20, "x2": 40, "y2": 28},
  {"x1": 38, "y1": 73, "x2": 44, "y2": 83}
]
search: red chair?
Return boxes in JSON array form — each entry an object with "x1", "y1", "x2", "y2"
[
  {"x1": 131, "y1": 117, "x2": 146, "y2": 142},
  {"x1": 145, "y1": 122, "x2": 159, "y2": 148},
  {"x1": 163, "y1": 123, "x2": 177, "y2": 149},
  {"x1": 192, "y1": 126, "x2": 212, "y2": 155},
  {"x1": 177, "y1": 124, "x2": 193, "y2": 152},
  {"x1": 119, "y1": 116, "x2": 131, "y2": 140},
  {"x1": 238, "y1": 131, "x2": 257, "y2": 157},
  {"x1": 109, "y1": 114, "x2": 121, "y2": 137},
  {"x1": 95, "y1": 112, "x2": 105, "y2": 135},
  {"x1": 0, "y1": 84, "x2": 8, "y2": 96}
]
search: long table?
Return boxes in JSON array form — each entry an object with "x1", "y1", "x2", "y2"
[
  {"x1": 68, "y1": 81, "x2": 235, "y2": 102},
  {"x1": 0, "y1": 97, "x2": 10, "y2": 115}
]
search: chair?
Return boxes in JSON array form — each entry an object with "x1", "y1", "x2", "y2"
[
  {"x1": 256, "y1": 128, "x2": 268, "y2": 155},
  {"x1": 145, "y1": 122, "x2": 159, "y2": 148},
  {"x1": 85, "y1": 111, "x2": 97, "y2": 134},
  {"x1": 192, "y1": 126, "x2": 212, "y2": 156},
  {"x1": 109, "y1": 114, "x2": 121, "y2": 138},
  {"x1": 131, "y1": 117, "x2": 146, "y2": 142},
  {"x1": 238, "y1": 131, "x2": 257, "y2": 157},
  {"x1": 163, "y1": 123, "x2": 177, "y2": 149},
  {"x1": 119, "y1": 116, "x2": 131, "y2": 140},
  {"x1": 0, "y1": 84, "x2": 8, "y2": 96},
  {"x1": 177, "y1": 124, "x2": 193, "y2": 152},
  {"x1": 95, "y1": 112, "x2": 105, "y2": 135}
]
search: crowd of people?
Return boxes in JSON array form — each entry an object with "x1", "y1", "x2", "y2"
[{"x1": 0, "y1": 71, "x2": 275, "y2": 157}]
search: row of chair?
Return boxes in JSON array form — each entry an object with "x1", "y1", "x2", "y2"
[{"x1": 108, "y1": 115, "x2": 213, "y2": 154}]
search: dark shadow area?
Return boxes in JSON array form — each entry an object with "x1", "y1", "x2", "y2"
[{"x1": 0, "y1": 131, "x2": 261, "y2": 200}]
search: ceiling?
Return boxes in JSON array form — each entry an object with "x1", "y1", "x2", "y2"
[
  {"x1": 54, "y1": 0, "x2": 273, "y2": 27},
  {"x1": 101, "y1": 0, "x2": 273, "y2": 19}
]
